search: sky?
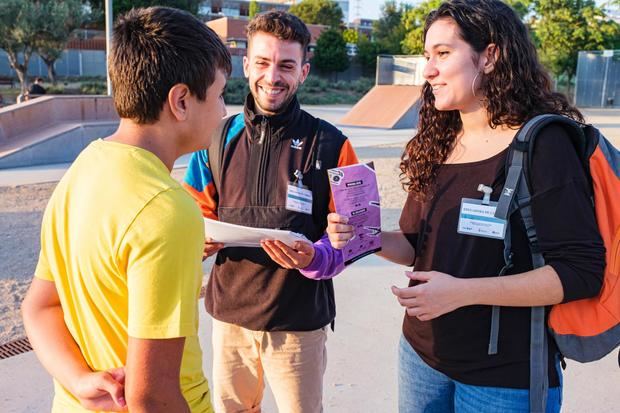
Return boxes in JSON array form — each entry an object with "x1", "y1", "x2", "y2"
[{"x1": 353, "y1": 0, "x2": 385, "y2": 21}]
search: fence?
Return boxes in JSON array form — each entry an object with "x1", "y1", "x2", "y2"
[
  {"x1": 0, "y1": 49, "x2": 107, "y2": 79},
  {"x1": 575, "y1": 50, "x2": 620, "y2": 108}
]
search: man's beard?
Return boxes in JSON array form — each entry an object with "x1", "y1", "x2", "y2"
[{"x1": 252, "y1": 80, "x2": 300, "y2": 115}]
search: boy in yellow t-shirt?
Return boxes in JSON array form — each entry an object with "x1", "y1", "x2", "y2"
[{"x1": 21, "y1": 7, "x2": 230, "y2": 413}]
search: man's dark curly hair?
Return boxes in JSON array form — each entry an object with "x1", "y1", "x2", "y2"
[
  {"x1": 246, "y1": 11, "x2": 311, "y2": 61},
  {"x1": 400, "y1": 0, "x2": 583, "y2": 198}
]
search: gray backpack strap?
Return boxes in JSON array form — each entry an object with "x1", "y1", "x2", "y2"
[
  {"x1": 518, "y1": 179, "x2": 548, "y2": 413},
  {"x1": 207, "y1": 115, "x2": 237, "y2": 193},
  {"x1": 494, "y1": 115, "x2": 556, "y2": 413}
]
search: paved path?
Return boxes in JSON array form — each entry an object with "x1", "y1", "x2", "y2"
[
  {"x1": 1, "y1": 255, "x2": 619, "y2": 412},
  {"x1": 1, "y1": 106, "x2": 618, "y2": 412}
]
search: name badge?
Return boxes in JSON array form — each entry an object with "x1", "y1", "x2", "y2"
[
  {"x1": 286, "y1": 183, "x2": 313, "y2": 215},
  {"x1": 457, "y1": 198, "x2": 507, "y2": 239}
]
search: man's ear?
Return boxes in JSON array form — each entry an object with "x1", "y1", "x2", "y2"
[
  {"x1": 299, "y1": 62, "x2": 310, "y2": 85},
  {"x1": 167, "y1": 84, "x2": 190, "y2": 121},
  {"x1": 243, "y1": 56, "x2": 250, "y2": 79},
  {"x1": 482, "y1": 43, "x2": 499, "y2": 74}
]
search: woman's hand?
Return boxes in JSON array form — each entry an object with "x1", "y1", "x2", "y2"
[
  {"x1": 391, "y1": 271, "x2": 469, "y2": 321},
  {"x1": 325, "y1": 213, "x2": 355, "y2": 249}
]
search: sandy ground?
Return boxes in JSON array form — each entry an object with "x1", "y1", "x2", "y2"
[{"x1": 0, "y1": 148, "x2": 406, "y2": 346}]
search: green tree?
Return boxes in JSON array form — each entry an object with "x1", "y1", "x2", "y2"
[
  {"x1": 356, "y1": 35, "x2": 380, "y2": 75},
  {"x1": 0, "y1": 0, "x2": 42, "y2": 94},
  {"x1": 401, "y1": 0, "x2": 442, "y2": 54},
  {"x1": 111, "y1": 0, "x2": 201, "y2": 18},
  {"x1": 312, "y1": 28, "x2": 349, "y2": 75},
  {"x1": 373, "y1": 1, "x2": 410, "y2": 55},
  {"x1": 36, "y1": 0, "x2": 95, "y2": 85},
  {"x1": 289, "y1": 0, "x2": 343, "y2": 28},
  {"x1": 249, "y1": 0, "x2": 259, "y2": 18},
  {"x1": 533, "y1": 0, "x2": 620, "y2": 84},
  {"x1": 343, "y1": 28, "x2": 359, "y2": 44},
  {"x1": 505, "y1": 0, "x2": 534, "y2": 20}
]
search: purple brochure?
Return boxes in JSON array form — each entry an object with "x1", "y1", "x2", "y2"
[{"x1": 328, "y1": 162, "x2": 381, "y2": 265}]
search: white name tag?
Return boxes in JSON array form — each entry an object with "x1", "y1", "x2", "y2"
[
  {"x1": 457, "y1": 198, "x2": 507, "y2": 239},
  {"x1": 286, "y1": 183, "x2": 313, "y2": 215}
]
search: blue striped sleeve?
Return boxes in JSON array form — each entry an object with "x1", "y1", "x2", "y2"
[{"x1": 184, "y1": 149, "x2": 212, "y2": 192}]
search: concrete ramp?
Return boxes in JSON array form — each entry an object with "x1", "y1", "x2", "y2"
[
  {"x1": 0, "y1": 96, "x2": 119, "y2": 169},
  {"x1": 340, "y1": 85, "x2": 422, "y2": 129}
]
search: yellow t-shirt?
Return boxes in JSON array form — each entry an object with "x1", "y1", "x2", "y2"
[{"x1": 35, "y1": 139, "x2": 212, "y2": 413}]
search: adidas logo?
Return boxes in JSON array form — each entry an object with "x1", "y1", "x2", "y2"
[{"x1": 291, "y1": 139, "x2": 303, "y2": 150}]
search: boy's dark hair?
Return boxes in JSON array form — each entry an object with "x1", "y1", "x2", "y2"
[
  {"x1": 246, "y1": 11, "x2": 311, "y2": 61},
  {"x1": 110, "y1": 7, "x2": 231, "y2": 124}
]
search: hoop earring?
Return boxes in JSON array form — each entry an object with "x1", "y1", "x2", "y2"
[{"x1": 471, "y1": 72, "x2": 480, "y2": 97}]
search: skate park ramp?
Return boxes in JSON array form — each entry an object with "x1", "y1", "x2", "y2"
[
  {"x1": 0, "y1": 96, "x2": 119, "y2": 169},
  {"x1": 340, "y1": 55, "x2": 426, "y2": 129},
  {"x1": 340, "y1": 84, "x2": 422, "y2": 129}
]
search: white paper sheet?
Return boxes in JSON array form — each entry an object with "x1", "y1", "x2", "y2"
[{"x1": 204, "y1": 218, "x2": 312, "y2": 248}]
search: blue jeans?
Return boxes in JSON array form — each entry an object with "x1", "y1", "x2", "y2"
[{"x1": 398, "y1": 335, "x2": 562, "y2": 413}]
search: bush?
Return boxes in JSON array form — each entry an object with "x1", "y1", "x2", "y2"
[
  {"x1": 80, "y1": 82, "x2": 106, "y2": 95},
  {"x1": 221, "y1": 76, "x2": 375, "y2": 106},
  {"x1": 223, "y1": 78, "x2": 249, "y2": 105},
  {"x1": 46, "y1": 85, "x2": 65, "y2": 94}
]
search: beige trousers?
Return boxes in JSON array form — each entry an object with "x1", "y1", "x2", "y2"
[{"x1": 211, "y1": 318, "x2": 328, "y2": 413}]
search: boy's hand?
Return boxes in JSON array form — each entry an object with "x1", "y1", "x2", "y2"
[
  {"x1": 74, "y1": 367, "x2": 127, "y2": 412},
  {"x1": 203, "y1": 237, "x2": 224, "y2": 260},
  {"x1": 261, "y1": 240, "x2": 315, "y2": 269}
]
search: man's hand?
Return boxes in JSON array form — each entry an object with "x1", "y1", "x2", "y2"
[
  {"x1": 325, "y1": 213, "x2": 355, "y2": 249},
  {"x1": 261, "y1": 240, "x2": 315, "y2": 269},
  {"x1": 74, "y1": 367, "x2": 127, "y2": 412},
  {"x1": 203, "y1": 237, "x2": 224, "y2": 260},
  {"x1": 391, "y1": 271, "x2": 468, "y2": 321}
]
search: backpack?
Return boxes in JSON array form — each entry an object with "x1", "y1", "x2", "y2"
[{"x1": 493, "y1": 114, "x2": 620, "y2": 413}]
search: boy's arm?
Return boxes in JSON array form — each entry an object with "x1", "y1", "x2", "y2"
[
  {"x1": 122, "y1": 188, "x2": 206, "y2": 412},
  {"x1": 22, "y1": 278, "x2": 127, "y2": 411},
  {"x1": 125, "y1": 337, "x2": 189, "y2": 413}
]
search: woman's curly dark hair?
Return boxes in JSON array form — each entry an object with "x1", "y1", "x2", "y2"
[{"x1": 400, "y1": 0, "x2": 583, "y2": 198}]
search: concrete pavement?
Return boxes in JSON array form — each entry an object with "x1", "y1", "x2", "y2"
[{"x1": 1, "y1": 254, "x2": 619, "y2": 412}]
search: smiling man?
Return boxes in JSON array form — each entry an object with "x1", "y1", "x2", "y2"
[{"x1": 183, "y1": 11, "x2": 358, "y2": 413}]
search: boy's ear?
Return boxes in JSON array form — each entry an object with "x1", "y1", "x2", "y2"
[{"x1": 168, "y1": 84, "x2": 190, "y2": 121}]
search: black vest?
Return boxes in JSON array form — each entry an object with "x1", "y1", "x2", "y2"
[{"x1": 205, "y1": 96, "x2": 348, "y2": 331}]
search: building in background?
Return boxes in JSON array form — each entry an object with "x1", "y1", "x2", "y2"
[
  {"x1": 199, "y1": 0, "x2": 350, "y2": 22},
  {"x1": 349, "y1": 17, "x2": 374, "y2": 39}
]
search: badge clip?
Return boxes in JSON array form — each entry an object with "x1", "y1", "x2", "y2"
[
  {"x1": 477, "y1": 184, "x2": 493, "y2": 205},
  {"x1": 293, "y1": 169, "x2": 304, "y2": 187}
]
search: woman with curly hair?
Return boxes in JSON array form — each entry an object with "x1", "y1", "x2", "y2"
[{"x1": 317, "y1": 0, "x2": 605, "y2": 411}]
